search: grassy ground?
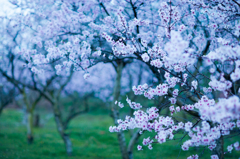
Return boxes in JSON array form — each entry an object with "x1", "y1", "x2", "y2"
[{"x1": 0, "y1": 108, "x2": 239, "y2": 159}]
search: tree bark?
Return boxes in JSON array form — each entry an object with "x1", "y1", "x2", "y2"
[
  {"x1": 33, "y1": 114, "x2": 40, "y2": 127},
  {"x1": 27, "y1": 110, "x2": 34, "y2": 144},
  {"x1": 22, "y1": 89, "x2": 35, "y2": 144},
  {"x1": 212, "y1": 135, "x2": 224, "y2": 159},
  {"x1": 52, "y1": 102, "x2": 72, "y2": 156},
  {"x1": 111, "y1": 62, "x2": 129, "y2": 159},
  {"x1": 117, "y1": 130, "x2": 129, "y2": 159},
  {"x1": 127, "y1": 129, "x2": 141, "y2": 159},
  {"x1": 0, "y1": 105, "x2": 4, "y2": 116}
]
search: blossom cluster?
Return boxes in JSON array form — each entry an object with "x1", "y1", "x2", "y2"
[{"x1": 110, "y1": 94, "x2": 240, "y2": 155}]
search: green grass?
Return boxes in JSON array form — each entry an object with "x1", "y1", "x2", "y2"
[{"x1": 0, "y1": 109, "x2": 239, "y2": 159}]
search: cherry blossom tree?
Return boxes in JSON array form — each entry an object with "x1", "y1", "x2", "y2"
[
  {"x1": 0, "y1": 9, "x2": 87, "y2": 152},
  {"x1": 104, "y1": 1, "x2": 240, "y2": 159},
  {"x1": 0, "y1": 9, "x2": 150, "y2": 155},
  {"x1": 4, "y1": 0, "x2": 240, "y2": 158},
  {"x1": 0, "y1": 14, "x2": 44, "y2": 143}
]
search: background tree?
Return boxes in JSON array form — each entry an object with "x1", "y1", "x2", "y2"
[{"x1": 0, "y1": 78, "x2": 17, "y2": 116}]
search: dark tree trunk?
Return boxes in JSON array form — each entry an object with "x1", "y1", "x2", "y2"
[
  {"x1": 53, "y1": 102, "x2": 72, "y2": 156},
  {"x1": 27, "y1": 110, "x2": 34, "y2": 144},
  {"x1": 117, "y1": 130, "x2": 129, "y2": 159},
  {"x1": 0, "y1": 106, "x2": 4, "y2": 116},
  {"x1": 127, "y1": 129, "x2": 141, "y2": 159},
  {"x1": 111, "y1": 62, "x2": 129, "y2": 159},
  {"x1": 212, "y1": 135, "x2": 224, "y2": 159},
  {"x1": 33, "y1": 114, "x2": 40, "y2": 127}
]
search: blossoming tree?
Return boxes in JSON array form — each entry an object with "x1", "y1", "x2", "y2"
[{"x1": 6, "y1": 0, "x2": 240, "y2": 158}]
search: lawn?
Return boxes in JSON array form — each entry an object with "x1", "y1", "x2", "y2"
[{"x1": 0, "y1": 109, "x2": 239, "y2": 159}]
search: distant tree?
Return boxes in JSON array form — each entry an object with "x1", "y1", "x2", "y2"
[{"x1": 0, "y1": 78, "x2": 17, "y2": 115}]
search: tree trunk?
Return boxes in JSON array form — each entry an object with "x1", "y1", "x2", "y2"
[
  {"x1": 52, "y1": 102, "x2": 72, "y2": 156},
  {"x1": 33, "y1": 114, "x2": 40, "y2": 127},
  {"x1": 127, "y1": 129, "x2": 141, "y2": 159},
  {"x1": 0, "y1": 105, "x2": 4, "y2": 116},
  {"x1": 212, "y1": 135, "x2": 224, "y2": 159},
  {"x1": 111, "y1": 62, "x2": 129, "y2": 159},
  {"x1": 27, "y1": 110, "x2": 34, "y2": 144},
  {"x1": 117, "y1": 130, "x2": 129, "y2": 159}
]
